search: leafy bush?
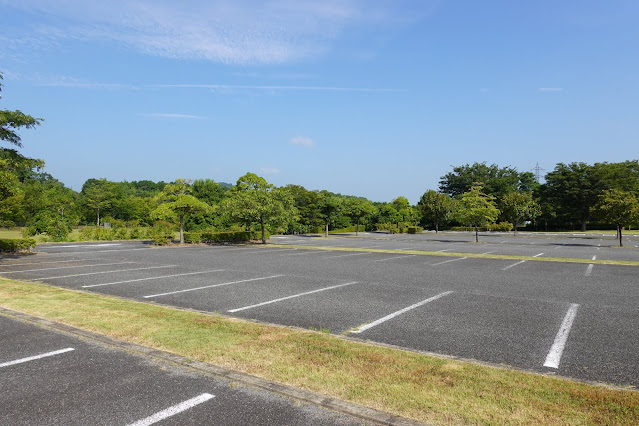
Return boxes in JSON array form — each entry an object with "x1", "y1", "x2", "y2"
[
  {"x1": 199, "y1": 230, "x2": 268, "y2": 243},
  {"x1": 0, "y1": 238, "x2": 37, "y2": 252},
  {"x1": 487, "y1": 222, "x2": 513, "y2": 232},
  {"x1": 183, "y1": 231, "x2": 202, "y2": 243},
  {"x1": 407, "y1": 226, "x2": 424, "y2": 234},
  {"x1": 152, "y1": 233, "x2": 174, "y2": 245}
]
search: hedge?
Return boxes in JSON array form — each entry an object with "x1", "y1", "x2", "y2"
[
  {"x1": 0, "y1": 238, "x2": 37, "y2": 252},
  {"x1": 450, "y1": 222, "x2": 513, "y2": 232},
  {"x1": 309, "y1": 225, "x2": 366, "y2": 234},
  {"x1": 407, "y1": 226, "x2": 424, "y2": 234},
  {"x1": 184, "y1": 230, "x2": 269, "y2": 244}
]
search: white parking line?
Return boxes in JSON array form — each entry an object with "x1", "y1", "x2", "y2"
[
  {"x1": 0, "y1": 259, "x2": 86, "y2": 267},
  {"x1": 0, "y1": 348, "x2": 75, "y2": 368},
  {"x1": 36, "y1": 265, "x2": 177, "y2": 280},
  {"x1": 236, "y1": 248, "x2": 298, "y2": 255},
  {"x1": 143, "y1": 275, "x2": 284, "y2": 298},
  {"x1": 585, "y1": 256, "x2": 596, "y2": 276},
  {"x1": 436, "y1": 249, "x2": 452, "y2": 252},
  {"x1": 480, "y1": 251, "x2": 496, "y2": 254},
  {"x1": 127, "y1": 393, "x2": 215, "y2": 426},
  {"x1": 83, "y1": 270, "x2": 225, "y2": 288},
  {"x1": 502, "y1": 260, "x2": 526, "y2": 270},
  {"x1": 228, "y1": 282, "x2": 359, "y2": 313},
  {"x1": 544, "y1": 304, "x2": 579, "y2": 369},
  {"x1": 373, "y1": 255, "x2": 417, "y2": 262},
  {"x1": 0, "y1": 262, "x2": 134, "y2": 274},
  {"x1": 282, "y1": 250, "x2": 326, "y2": 256},
  {"x1": 38, "y1": 248, "x2": 151, "y2": 255},
  {"x1": 431, "y1": 257, "x2": 467, "y2": 266},
  {"x1": 323, "y1": 252, "x2": 372, "y2": 259},
  {"x1": 349, "y1": 291, "x2": 453, "y2": 334},
  {"x1": 53, "y1": 243, "x2": 122, "y2": 248},
  {"x1": 533, "y1": 253, "x2": 544, "y2": 257}
]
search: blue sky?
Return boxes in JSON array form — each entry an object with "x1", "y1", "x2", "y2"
[{"x1": 1, "y1": 1, "x2": 638, "y2": 203}]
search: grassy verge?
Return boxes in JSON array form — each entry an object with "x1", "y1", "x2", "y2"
[
  {"x1": 274, "y1": 245, "x2": 639, "y2": 267},
  {"x1": 1, "y1": 279, "x2": 638, "y2": 424}
]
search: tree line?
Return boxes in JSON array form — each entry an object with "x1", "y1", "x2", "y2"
[{"x1": 2, "y1": 72, "x2": 638, "y2": 246}]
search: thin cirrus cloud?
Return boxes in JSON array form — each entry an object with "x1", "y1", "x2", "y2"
[
  {"x1": 2, "y1": 0, "x2": 426, "y2": 64},
  {"x1": 290, "y1": 136, "x2": 314, "y2": 148},
  {"x1": 539, "y1": 88, "x2": 564, "y2": 92}
]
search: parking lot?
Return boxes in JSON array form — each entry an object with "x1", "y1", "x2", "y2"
[
  {"x1": 0, "y1": 314, "x2": 370, "y2": 425},
  {"x1": 2, "y1": 231, "x2": 638, "y2": 389}
]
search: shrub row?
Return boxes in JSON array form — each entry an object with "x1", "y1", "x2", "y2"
[
  {"x1": 407, "y1": 226, "x2": 424, "y2": 234},
  {"x1": 450, "y1": 222, "x2": 513, "y2": 232},
  {"x1": 79, "y1": 226, "x2": 155, "y2": 241},
  {"x1": 0, "y1": 238, "x2": 37, "y2": 252},
  {"x1": 183, "y1": 230, "x2": 269, "y2": 244},
  {"x1": 308, "y1": 225, "x2": 366, "y2": 234}
]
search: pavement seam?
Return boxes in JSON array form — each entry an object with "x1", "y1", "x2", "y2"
[{"x1": 0, "y1": 306, "x2": 426, "y2": 426}]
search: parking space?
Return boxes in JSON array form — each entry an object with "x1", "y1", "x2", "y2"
[
  {"x1": 0, "y1": 315, "x2": 367, "y2": 426},
  {"x1": 2, "y1": 233, "x2": 639, "y2": 388}
]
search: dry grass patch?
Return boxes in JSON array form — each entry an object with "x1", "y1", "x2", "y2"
[{"x1": 1, "y1": 278, "x2": 638, "y2": 425}]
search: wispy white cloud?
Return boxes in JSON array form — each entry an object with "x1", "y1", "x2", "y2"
[
  {"x1": 2, "y1": 0, "x2": 428, "y2": 64},
  {"x1": 259, "y1": 167, "x2": 280, "y2": 175},
  {"x1": 539, "y1": 88, "x2": 564, "y2": 92},
  {"x1": 290, "y1": 136, "x2": 314, "y2": 148},
  {"x1": 23, "y1": 73, "x2": 400, "y2": 93},
  {"x1": 142, "y1": 113, "x2": 207, "y2": 120},
  {"x1": 152, "y1": 84, "x2": 400, "y2": 92}
]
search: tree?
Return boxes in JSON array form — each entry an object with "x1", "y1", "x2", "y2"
[
  {"x1": 317, "y1": 191, "x2": 343, "y2": 237},
  {"x1": 500, "y1": 191, "x2": 541, "y2": 235},
  {"x1": 192, "y1": 179, "x2": 229, "y2": 205},
  {"x1": 344, "y1": 198, "x2": 376, "y2": 235},
  {"x1": 0, "y1": 72, "x2": 45, "y2": 215},
  {"x1": 456, "y1": 182, "x2": 500, "y2": 242},
  {"x1": 391, "y1": 196, "x2": 412, "y2": 228},
  {"x1": 439, "y1": 162, "x2": 537, "y2": 200},
  {"x1": 418, "y1": 190, "x2": 455, "y2": 233},
  {"x1": 222, "y1": 173, "x2": 295, "y2": 243},
  {"x1": 81, "y1": 178, "x2": 118, "y2": 225},
  {"x1": 593, "y1": 189, "x2": 639, "y2": 247},
  {"x1": 539, "y1": 163, "x2": 604, "y2": 231},
  {"x1": 1, "y1": 73, "x2": 43, "y2": 148},
  {"x1": 151, "y1": 179, "x2": 212, "y2": 243}
]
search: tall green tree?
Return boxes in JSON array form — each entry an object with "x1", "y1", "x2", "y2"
[
  {"x1": 418, "y1": 190, "x2": 455, "y2": 233},
  {"x1": 500, "y1": 191, "x2": 541, "y2": 234},
  {"x1": 317, "y1": 191, "x2": 343, "y2": 237},
  {"x1": 456, "y1": 182, "x2": 500, "y2": 242},
  {"x1": 538, "y1": 163, "x2": 604, "y2": 231},
  {"x1": 593, "y1": 189, "x2": 639, "y2": 247},
  {"x1": 151, "y1": 179, "x2": 212, "y2": 243},
  {"x1": 1, "y1": 73, "x2": 43, "y2": 149},
  {"x1": 222, "y1": 173, "x2": 295, "y2": 243},
  {"x1": 439, "y1": 162, "x2": 537, "y2": 200},
  {"x1": 0, "y1": 72, "x2": 45, "y2": 216},
  {"x1": 81, "y1": 178, "x2": 118, "y2": 225},
  {"x1": 344, "y1": 198, "x2": 376, "y2": 235}
]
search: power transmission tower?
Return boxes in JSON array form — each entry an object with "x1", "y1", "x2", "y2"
[{"x1": 531, "y1": 162, "x2": 545, "y2": 182}]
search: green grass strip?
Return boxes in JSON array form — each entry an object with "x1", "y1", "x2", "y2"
[
  {"x1": 1, "y1": 278, "x2": 638, "y2": 425},
  {"x1": 273, "y1": 244, "x2": 639, "y2": 267}
]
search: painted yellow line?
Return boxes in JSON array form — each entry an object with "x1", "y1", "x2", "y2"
[{"x1": 268, "y1": 244, "x2": 639, "y2": 267}]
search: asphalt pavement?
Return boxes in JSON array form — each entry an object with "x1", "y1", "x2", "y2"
[
  {"x1": 2, "y1": 231, "x2": 638, "y2": 389},
  {"x1": 0, "y1": 314, "x2": 375, "y2": 426}
]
